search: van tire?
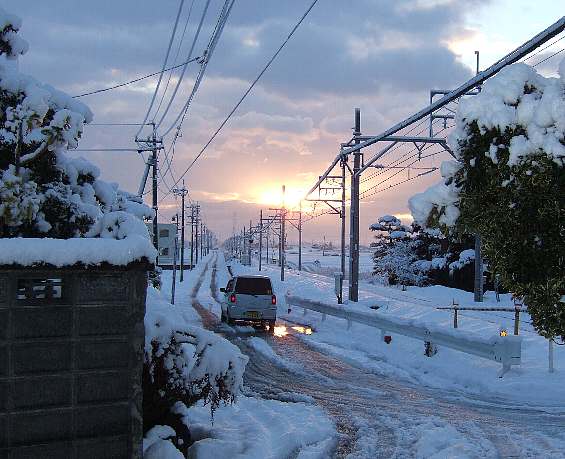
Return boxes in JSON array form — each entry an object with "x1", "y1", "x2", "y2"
[
  {"x1": 227, "y1": 313, "x2": 235, "y2": 326},
  {"x1": 220, "y1": 311, "x2": 226, "y2": 322},
  {"x1": 267, "y1": 321, "x2": 276, "y2": 334}
]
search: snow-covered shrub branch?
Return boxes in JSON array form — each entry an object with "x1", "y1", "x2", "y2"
[
  {"x1": 143, "y1": 288, "x2": 248, "y2": 452},
  {"x1": 408, "y1": 59, "x2": 565, "y2": 340}
]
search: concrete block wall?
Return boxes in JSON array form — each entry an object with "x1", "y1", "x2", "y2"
[{"x1": 0, "y1": 265, "x2": 148, "y2": 459}]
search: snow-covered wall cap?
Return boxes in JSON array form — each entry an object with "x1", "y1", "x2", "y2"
[{"x1": 0, "y1": 236, "x2": 157, "y2": 267}]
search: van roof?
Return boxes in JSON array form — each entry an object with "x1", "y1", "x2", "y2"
[{"x1": 234, "y1": 275, "x2": 270, "y2": 280}]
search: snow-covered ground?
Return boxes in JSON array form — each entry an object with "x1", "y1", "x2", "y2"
[
  {"x1": 148, "y1": 256, "x2": 336, "y2": 458},
  {"x1": 227, "y1": 248, "x2": 564, "y2": 408}
]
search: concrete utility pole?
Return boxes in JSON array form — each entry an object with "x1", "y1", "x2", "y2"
[
  {"x1": 266, "y1": 224, "x2": 269, "y2": 265},
  {"x1": 340, "y1": 152, "x2": 347, "y2": 284},
  {"x1": 171, "y1": 214, "x2": 179, "y2": 304},
  {"x1": 151, "y1": 124, "x2": 159, "y2": 256},
  {"x1": 474, "y1": 234, "x2": 484, "y2": 302},
  {"x1": 200, "y1": 222, "x2": 204, "y2": 259},
  {"x1": 259, "y1": 210, "x2": 263, "y2": 271},
  {"x1": 194, "y1": 204, "x2": 200, "y2": 265},
  {"x1": 349, "y1": 108, "x2": 361, "y2": 302},
  {"x1": 248, "y1": 220, "x2": 253, "y2": 267},
  {"x1": 298, "y1": 202, "x2": 302, "y2": 272},
  {"x1": 189, "y1": 205, "x2": 195, "y2": 269},
  {"x1": 172, "y1": 182, "x2": 188, "y2": 281},
  {"x1": 281, "y1": 185, "x2": 286, "y2": 282}
]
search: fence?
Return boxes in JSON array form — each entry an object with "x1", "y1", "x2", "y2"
[{"x1": 286, "y1": 294, "x2": 522, "y2": 377}]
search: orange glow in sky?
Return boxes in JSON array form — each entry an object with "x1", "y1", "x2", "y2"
[{"x1": 256, "y1": 187, "x2": 307, "y2": 210}]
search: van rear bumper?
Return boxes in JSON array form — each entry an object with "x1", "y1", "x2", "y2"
[{"x1": 227, "y1": 306, "x2": 277, "y2": 321}]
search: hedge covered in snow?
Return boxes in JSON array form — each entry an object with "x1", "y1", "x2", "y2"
[{"x1": 409, "y1": 59, "x2": 565, "y2": 340}]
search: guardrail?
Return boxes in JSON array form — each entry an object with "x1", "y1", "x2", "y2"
[{"x1": 285, "y1": 294, "x2": 522, "y2": 377}]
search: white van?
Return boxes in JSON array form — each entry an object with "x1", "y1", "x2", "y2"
[{"x1": 220, "y1": 275, "x2": 277, "y2": 331}]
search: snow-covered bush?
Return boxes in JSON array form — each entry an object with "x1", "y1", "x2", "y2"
[
  {"x1": 409, "y1": 60, "x2": 565, "y2": 340},
  {"x1": 143, "y1": 288, "x2": 248, "y2": 453},
  {"x1": 0, "y1": 8, "x2": 152, "y2": 241},
  {"x1": 370, "y1": 215, "x2": 476, "y2": 289}
]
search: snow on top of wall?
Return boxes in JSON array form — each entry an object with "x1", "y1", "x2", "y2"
[{"x1": 0, "y1": 235, "x2": 156, "y2": 267}]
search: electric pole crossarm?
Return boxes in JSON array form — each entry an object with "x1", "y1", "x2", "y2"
[
  {"x1": 341, "y1": 16, "x2": 565, "y2": 158},
  {"x1": 356, "y1": 142, "x2": 398, "y2": 176},
  {"x1": 304, "y1": 154, "x2": 342, "y2": 199}
]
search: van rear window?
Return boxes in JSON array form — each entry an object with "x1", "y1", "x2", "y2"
[{"x1": 235, "y1": 278, "x2": 272, "y2": 295}]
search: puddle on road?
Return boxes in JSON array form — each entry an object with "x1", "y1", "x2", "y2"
[{"x1": 273, "y1": 324, "x2": 313, "y2": 337}]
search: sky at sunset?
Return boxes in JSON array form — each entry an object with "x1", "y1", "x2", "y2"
[{"x1": 8, "y1": 0, "x2": 563, "y2": 244}]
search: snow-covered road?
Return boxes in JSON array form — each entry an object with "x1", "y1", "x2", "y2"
[{"x1": 190, "y1": 252, "x2": 565, "y2": 458}]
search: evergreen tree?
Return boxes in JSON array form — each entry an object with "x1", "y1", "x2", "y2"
[
  {"x1": 409, "y1": 61, "x2": 565, "y2": 340},
  {"x1": 0, "y1": 8, "x2": 152, "y2": 240}
]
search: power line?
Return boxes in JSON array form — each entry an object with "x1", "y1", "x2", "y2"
[
  {"x1": 73, "y1": 56, "x2": 200, "y2": 98},
  {"x1": 135, "y1": 0, "x2": 186, "y2": 139},
  {"x1": 153, "y1": 0, "x2": 196, "y2": 118},
  {"x1": 158, "y1": 0, "x2": 233, "y2": 185},
  {"x1": 159, "y1": 0, "x2": 234, "y2": 137},
  {"x1": 154, "y1": 0, "x2": 213, "y2": 131},
  {"x1": 160, "y1": 0, "x2": 321, "y2": 202}
]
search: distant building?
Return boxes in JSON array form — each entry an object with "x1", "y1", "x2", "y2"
[{"x1": 146, "y1": 222, "x2": 177, "y2": 267}]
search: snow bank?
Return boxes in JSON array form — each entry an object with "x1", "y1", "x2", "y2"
[
  {"x1": 0, "y1": 235, "x2": 156, "y2": 266},
  {"x1": 231, "y1": 259, "x2": 564, "y2": 407},
  {"x1": 177, "y1": 395, "x2": 335, "y2": 459}
]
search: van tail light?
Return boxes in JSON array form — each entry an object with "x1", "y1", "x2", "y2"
[
  {"x1": 230, "y1": 294, "x2": 236, "y2": 303},
  {"x1": 271, "y1": 295, "x2": 277, "y2": 305}
]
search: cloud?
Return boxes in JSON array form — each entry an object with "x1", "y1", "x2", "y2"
[{"x1": 8, "y1": 0, "x2": 500, "y2": 243}]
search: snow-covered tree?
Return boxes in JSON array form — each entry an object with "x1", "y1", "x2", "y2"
[
  {"x1": 370, "y1": 214, "x2": 477, "y2": 289},
  {"x1": 409, "y1": 60, "x2": 565, "y2": 340},
  {"x1": 0, "y1": 7, "x2": 152, "y2": 240}
]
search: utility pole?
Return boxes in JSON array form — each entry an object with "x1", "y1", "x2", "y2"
[
  {"x1": 474, "y1": 234, "x2": 484, "y2": 302},
  {"x1": 266, "y1": 224, "x2": 269, "y2": 265},
  {"x1": 189, "y1": 205, "x2": 195, "y2": 269},
  {"x1": 349, "y1": 108, "x2": 361, "y2": 302},
  {"x1": 151, "y1": 123, "x2": 159, "y2": 255},
  {"x1": 194, "y1": 204, "x2": 200, "y2": 265},
  {"x1": 281, "y1": 185, "x2": 286, "y2": 282},
  {"x1": 340, "y1": 151, "x2": 347, "y2": 282},
  {"x1": 200, "y1": 222, "x2": 204, "y2": 259},
  {"x1": 298, "y1": 202, "x2": 302, "y2": 272},
  {"x1": 259, "y1": 210, "x2": 263, "y2": 271},
  {"x1": 171, "y1": 214, "x2": 179, "y2": 304},
  {"x1": 248, "y1": 220, "x2": 253, "y2": 267},
  {"x1": 172, "y1": 182, "x2": 188, "y2": 281}
]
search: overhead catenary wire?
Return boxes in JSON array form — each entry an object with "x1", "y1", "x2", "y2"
[
  {"x1": 159, "y1": 0, "x2": 321, "y2": 203},
  {"x1": 135, "y1": 0, "x2": 186, "y2": 139},
  {"x1": 523, "y1": 34, "x2": 565, "y2": 61},
  {"x1": 532, "y1": 47, "x2": 565, "y2": 67}
]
